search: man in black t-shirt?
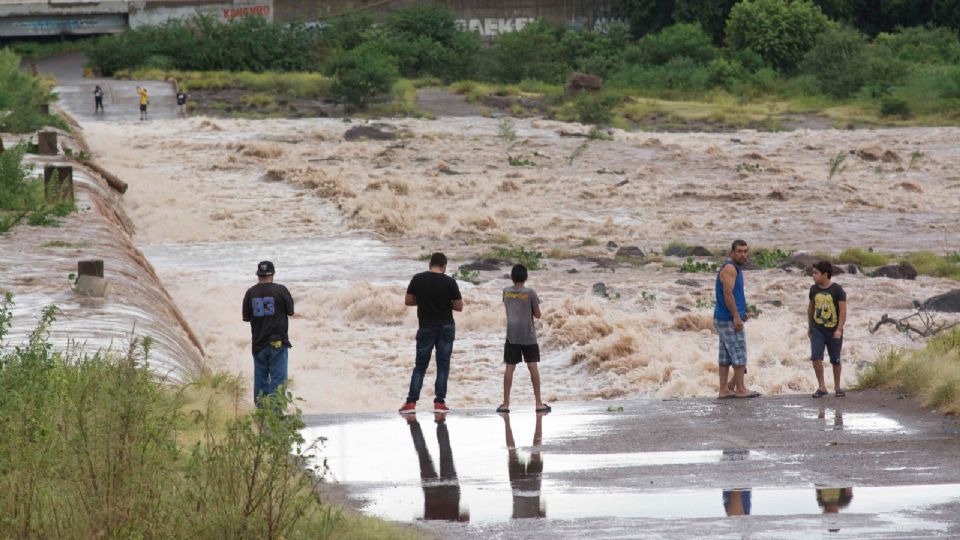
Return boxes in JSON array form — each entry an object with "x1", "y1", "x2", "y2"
[
  {"x1": 242, "y1": 260, "x2": 295, "y2": 407},
  {"x1": 399, "y1": 252, "x2": 463, "y2": 415}
]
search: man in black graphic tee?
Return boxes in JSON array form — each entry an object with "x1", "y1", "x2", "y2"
[
  {"x1": 242, "y1": 260, "x2": 295, "y2": 407},
  {"x1": 399, "y1": 252, "x2": 463, "y2": 415}
]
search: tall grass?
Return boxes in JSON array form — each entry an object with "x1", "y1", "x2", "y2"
[
  {"x1": 857, "y1": 328, "x2": 960, "y2": 415},
  {"x1": 0, "y1": 295, "x2": 416, "y2": 539},
  {"x1": 0, "y1": 48, "x2": 64, "y2": 133},
  {"x1": 118, "y1": 68, "x2": 330, "y2": 99}
]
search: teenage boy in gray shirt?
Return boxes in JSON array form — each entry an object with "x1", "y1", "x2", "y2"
[{"x1": 497, "y1": 264, "x2": 551, "y2": 413}]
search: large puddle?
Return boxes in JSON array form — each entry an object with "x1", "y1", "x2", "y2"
[{"x1": 300, "y1": 406, "x2": 957, "y2": 531}]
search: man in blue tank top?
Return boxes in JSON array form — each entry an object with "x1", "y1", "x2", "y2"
[{"x1": 714, "y1": 240, "x2": 760, "y2": 398}]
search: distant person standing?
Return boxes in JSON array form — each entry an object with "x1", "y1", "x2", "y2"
[
  {"x1": 176, "y1": 91, "x2": 189, "y2": 116},
  {"x1": 242, "y1": 261, "x2": 295, "y2": 407},
  {"x1": 497, "y1": 264, "x2": 550, "y2": 414},
  {"x1": 94, "y1": 85, "x2": 104, "y2": 114},
  {"x1": 136, "y1": 86, "x2": 149, "y2": 121},
  {"x1": 808, "y1": 261, "x2": 847, "y2": 398},
  {"x1": 399, "y1": 253, "x2": 463, "y2": 414},
  {"x1": 715, "y1": 239, "x2": 760, "y2": 399}
]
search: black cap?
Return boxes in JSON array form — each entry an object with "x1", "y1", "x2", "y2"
[{"x1": 256, "y1": 260, "x2": 275, "y2": 276}]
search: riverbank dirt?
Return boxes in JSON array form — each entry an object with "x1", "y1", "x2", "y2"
[{"x1": 79, "y1": 116, "x2": 960, "y2": 413}]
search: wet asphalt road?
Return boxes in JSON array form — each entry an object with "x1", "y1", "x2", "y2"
[{"x1": 303, "y1": 391, "x2": 960, "y2": 539}]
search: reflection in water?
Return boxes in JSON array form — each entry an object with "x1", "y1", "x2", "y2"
[
  {"x1": 818, "y1": 405, "x2": 844, "y2": 431},
  {"x1": 406, "y1": 415, "x2": 469, "y2": 522},
  {"x1": 502, "y1": 413, "x2": 547, "y2": 519},
  {"x1": 817, "y1": 487, "x2": 854, "y2": 533},
  {"x1": 723, "y1": 489, "x2": 752, "y2": 516}
]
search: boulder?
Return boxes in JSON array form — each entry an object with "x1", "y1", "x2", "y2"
[
  {"x1": 922, "y1": 289, "x2": 960, "y2": 312},
  {"x1": 778, "y1": 253, "x2": 820, "y2": 271},
  {"x1": 344, "y1": 123, "x2": 399, "y2": 141},
  {"x1": 615, "y1": 246, "x2": 645, "y2": 259},
  {"x1": 606, "y1": 241, "x2": 618, "y2": 251},
  {"x1": 592, "y1": 282, "x2": 608, "y2": 298},
  {"x1": 870, "y1": 263, "x2": 918, "y2": 280},
  {"x1": 664, "y1": 244, "x2": 713, "y2": 257},
  {"x1": 566, "y1": 72, "x2": 603, "y2": 94},
  {"x1": 459, "y1": 258, "x2": 512, "y2": 272}
]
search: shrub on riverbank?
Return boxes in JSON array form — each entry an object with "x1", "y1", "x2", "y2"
[
  {"x1": 858, "y1": 327, "x2": 960, "y2": 415},
  {"x1": 0, "y1": 296, "x2": 417, "y2": 539},
  {"x1": 0, "y1": 49, "x2": 62, "y2": 133}
]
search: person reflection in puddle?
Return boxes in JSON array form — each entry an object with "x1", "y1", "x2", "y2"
[
  {"x1": 817, "y1": 487, "x2": 853, "y2": 533},
  {"x1": 502, "y1": 412, "x2": 547, "y2": 518},
  {"x1": 818, "y1": 404, "x2": 844, "y2": 430},
  {"x1": 405, "y1": 414, "x2": 468, "y2": 522},
  {"x1": 723, "y1": 489, "x2": 752, "y2": 516}
]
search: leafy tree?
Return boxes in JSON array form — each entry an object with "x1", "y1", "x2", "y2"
[
  {"x1": 490, "y1": 20, "x2": 568, "y2": 83},
  {"x1": 673, "y1": 0, "x2": 740, "y2": 43},
  {"x1": 632, "y1": 23, "x2": 718, "y2": 64},
  {"x1": 615, "y1": 0, "x2": 677, "y2": 38},
  {"x1": 326, "y1": 42, "x2": 399, "y2": 110},
  {"x1": 800, "y1": 26, "x2": 869, "y2": 97},
  {"x1": 875, "y1": 26, "x2": 960, "y2": 64},
  {"x1": 726, "y1": 0, "x2": 833, "y2": 71},
  {"x1": 0, "y1": 49, "x2": 57, "y2": 133},
  {"x1": 380, "y1": 4, "x2": 481, "y2": 82}
]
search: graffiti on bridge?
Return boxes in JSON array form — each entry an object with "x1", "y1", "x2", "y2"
[{"x1": 455, "y1": 16, "x2": 626, "y2": 37}]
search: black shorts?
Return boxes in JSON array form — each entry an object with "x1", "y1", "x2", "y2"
[
  {"x1": 140, "y1": 104, "x2": 147, "y2": 112},
  {"x1": 504, "y1": 341, "x2": 540, "y2": 364},
  {"x1": 810, "y1": 325, "x2": 843, "y2": 365}
]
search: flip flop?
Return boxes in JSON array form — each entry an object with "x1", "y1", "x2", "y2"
[
  {"x1": 496, "y1": 405, "x2": 510, "y2": 413},
  {"x1": 737, "y1": 392, "x2": 762, "y2": 399},
  {"x1": 835, "y1": 389, "x2": 846, "y2": 397},
  {"x1": 812, "y1": 389, "x2": 829, "y2": 398},
  {"x1": 536, "y1": 404, "x2": 552, "y2": 413},
  {"x1": 718, "y1": 394, "x2": 737, "y2": 399}
]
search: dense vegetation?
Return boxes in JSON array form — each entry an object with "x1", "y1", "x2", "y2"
[
  {"x1": 0, "y1": 49, "x2": 62, "y2": 132},
  {"x1": 74, "y1": 1, "x2": 960, "y2": 120},
  {"x1": 0, "y1": 296, "x2": 418, "y2": 540}
]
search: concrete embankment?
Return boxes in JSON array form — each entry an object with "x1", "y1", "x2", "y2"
[{"x1": 0, "y1": 127, "x2": 203, "y2": 380}]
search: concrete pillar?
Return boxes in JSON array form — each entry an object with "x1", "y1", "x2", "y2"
[
  {"x1": 43, "y1": 165, "x2": 74, "y2": 205},
  {"x1": 75, "y1": 260, "x2": 108, "y2": 297},
  {"x1": 38, "y1": 131, "x2": 58, "y2": 155},
  {"x1": 78, "y1": 260, "x2": 104, "y2": 278}
]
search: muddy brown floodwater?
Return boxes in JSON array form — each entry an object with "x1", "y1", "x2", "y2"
[{"x1": 79, "y1": 116, "x2": 960, "y2": 413}]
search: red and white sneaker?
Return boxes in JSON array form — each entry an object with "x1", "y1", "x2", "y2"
[
  {"x1": 434, "y1": 402, "x2": 450, "y2": 413},
  {"x1": 398, "y1": 402, "x2": 416, "y2": 415}
]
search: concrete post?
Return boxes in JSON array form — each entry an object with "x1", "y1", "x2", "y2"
[
  {"x1": 43, "y1": 165, "x2": 74, "y2": 205},
  {"x1": 78, "y1": 260, "x2": 104, "y2": 278},
  {"x1": 38, "y1": 131, "x2": 58, "y2": 155}
]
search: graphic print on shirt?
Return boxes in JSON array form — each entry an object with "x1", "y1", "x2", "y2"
[
  {"x1": 504, "y1": 291, "x2": 530, "y2": 301},
  {"x1": 251, "y1": 297, "x2": 276, "y2": 317},
  {"x1": 813, "y1": 292, "x2": 838, "y2": 328}
]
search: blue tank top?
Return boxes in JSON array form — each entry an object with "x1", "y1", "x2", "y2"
[{"x1": 714, "y1": 259, "x2": 746, "y2": 321}]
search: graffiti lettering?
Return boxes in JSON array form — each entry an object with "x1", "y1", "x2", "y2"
[
  {"x1": 223, "y1": 5, "x2": 271, "y2": 20},
  {"x1": 456, "y1": 16, "x2": 626, "y2": 37}
]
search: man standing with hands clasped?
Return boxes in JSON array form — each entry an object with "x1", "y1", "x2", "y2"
[
  {"x1": 399, "y1": 253, "x2": 463, "y2": 415},
  {"x1": 715, "y1": 240, "x2": 760, "y2": 399},
  {"x1": 242, "y1": 261, "x2": 295, "y2": 407}
]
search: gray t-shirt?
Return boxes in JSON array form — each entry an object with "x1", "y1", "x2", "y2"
[{"x1": 503, "y1": 286, "x2": 540, "y2": 345}]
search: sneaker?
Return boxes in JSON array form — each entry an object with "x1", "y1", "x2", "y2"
[
  {"x1": 398, "y1": 402, "x2": 416, "y2": 414},
  {"x1": 434, "y1": 402, "x2": 450, "y2": 413}
]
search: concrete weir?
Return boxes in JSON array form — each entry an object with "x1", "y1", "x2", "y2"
[{"x1": 0, "y1": 129, "x2": 203, "y2": 381}]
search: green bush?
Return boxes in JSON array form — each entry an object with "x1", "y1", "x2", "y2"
[
  {"x1": 573, "y1": 92, "x2": 621, "y2": 126},
  {"x1": 0, "y1": 144, "x2": 38, "y2": 213},
  {"x1": 632, "y1": 23, "x2": 718, "y2": 65},
  {"x1": 0, "y1": 296, "x2": 340, "y2": 539},
  {"x1": 837, "y1": 247, "x2": 889, "y2": 267},
  {"x1": 879, "y1": 95, "x2": 911, "y2": 118},
  {"x1": 801, "y1": 26, "x2": 869, "y2": 98},
  {"x1": 0, "y1": 49, "x2": 60, "y2": 133},
  {"x1": 491, "y1": 246, "x2": 545, "y2": 270},
  {"x1": 490, "y1": 20, "x2": 568, "y2": 83},
  {"x1": 609, "y1": 57, "x2": 711, "y2": 95},
  {"x1": 326, "y1": 42, "x2": 399, "y2": 110},
  {"x1": 383, "y1": 4, "x2": 482, "y2": 83},
  {"x1": 560, "y1": 26, "x2": 631, "y2": 79},
  {"x1": 725, "y1": 0, "x2": 833, "y2": 71},
  {"x1": 875, "y1": 26, "x2": 960, "y2": 64}
]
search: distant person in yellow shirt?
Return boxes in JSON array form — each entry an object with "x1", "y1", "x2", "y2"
[{"x1": 136, "y1": 86, "x2": 149, "y2": 121}]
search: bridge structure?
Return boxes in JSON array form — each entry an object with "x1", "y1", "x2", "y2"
[{"x1": 0, "y1": 0, "x2": 620, "y2": 39}]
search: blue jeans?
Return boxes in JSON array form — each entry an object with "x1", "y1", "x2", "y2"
[
  {"x1": 406, "y1": 323, "x2": 455, "y2": 404},
  {"x1": 253, "y1": 345, "x2": 288, "y2": 407}
]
